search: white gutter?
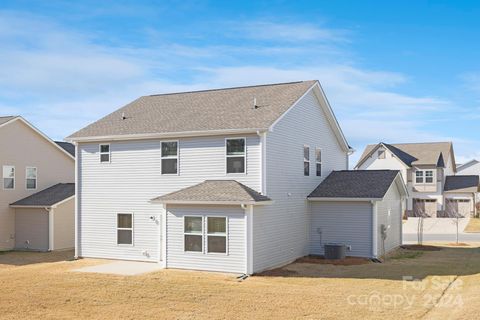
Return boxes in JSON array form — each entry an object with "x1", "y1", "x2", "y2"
[
  {"x1": 66, "y1": 128, "x2": 268, "y2": 143},
  {"x1": 150, "y1": 200, "x2": 274, "y2": 206},
  {"x1": 371, "y1": 200, "x2": 378, "y2": 259},
  {"x1": 307, "y1": 197, "x2": 383, "y2": 202}
]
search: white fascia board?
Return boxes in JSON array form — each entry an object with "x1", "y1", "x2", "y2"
[
  {"x1": 394, "y1": 173, "x2": 409, "y2": 197},
  {"x1": 11, "y1": 117, "x2": 75, "y2": 161},
  {"x1": 66, "y1": 128, "x2": 268, "y2": 143},
  {"x1": 307, "y1": 197, "x2": 382, "y2": 202},
  {"x1": 150, "y1": 200, "x2": 273, "y2": 206}
]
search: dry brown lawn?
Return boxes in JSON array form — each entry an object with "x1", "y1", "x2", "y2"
[
  {"x1": 1, "y1": 245, "x2": 480, "y2": 320},
  {"x1": 464, "y1": 218, "x2": 480, "y2": 233}
]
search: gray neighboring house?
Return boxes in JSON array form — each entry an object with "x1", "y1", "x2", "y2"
[
  {"x1": 356, "y1": 142, "x2": 479, "y2": 217},
  {"x1": 67, "y1": 80, "x2": 404, "y2": 274},
  {"x1": 0, "y1": 116, "x2": 75, "y2": 251}
]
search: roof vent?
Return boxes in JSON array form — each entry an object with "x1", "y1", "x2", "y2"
[
  {"x1": 121, "y1": 112, "x2": 126, "y2": 120},
  {"x1": 253, "y1": 97, "x2": 259, "y2": 109}
]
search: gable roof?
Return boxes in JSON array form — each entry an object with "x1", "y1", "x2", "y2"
[
  {"x1": 444, "y1": 175, "x2": 480, "y2": 192},
  {"x1": 151, "y1": 180, "x2": 272, "y2": 205},
  {"x1": 457, "y1": 159, "x2": 479, "y2": 172},
  {"x1": 356, "y1": 142, "x2": 455, "y2": 169},
  {"x1": 55, "y1": 141, "x2": 75, "y2": 157},
  {"x1": 308, "y1": 170, "x2": 405, "y2": 200},
  {"x1": 0, "y1": 116, "x2": 75, "y2": 160},
  {"x1": 0, "y1": 116, "x2": 16, "y2": 126},
  {"x1": 10, "y1": 183, "x2": 75, "y2": 207},
  {"x1": 66, "y1": 81, "x2": 350, "y2": 151}
]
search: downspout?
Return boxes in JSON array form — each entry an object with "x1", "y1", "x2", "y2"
[
  {"x1": 371, "y1": 200, "x2": 378, "y2": 258},
  {"x1": 161, "y1": 204, "x2": 167, "y2": 268},
  {"x1": 242, "y1": 203, "x2": 253, "y2": 275},
  {"x1": 74, "y1": 142, "x2": 79, "y2": 259}
]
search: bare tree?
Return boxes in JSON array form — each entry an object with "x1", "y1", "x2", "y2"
[
  {"x1": 414, "y1": 201, "x2": 429, "y2": 245},
  {"x1": 445, "y1": 199, "x2": 462, "y2": 244}
]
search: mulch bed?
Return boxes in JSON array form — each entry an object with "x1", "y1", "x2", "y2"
[
  {"x1": 295, "y1": 255, "x2": 370, "y2": 266},
  {"x1": 401, "y1": 245, "x2": 442, "y2": 251}
]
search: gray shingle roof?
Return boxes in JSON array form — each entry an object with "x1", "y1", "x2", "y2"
[
  {"x1": 357, "y1": 142, "x2": 454, "y2": 168},
  {"x1": 0, "y1": 116, "x2": 16, "y2": 126},
  {"x1": 67, "y1": 81, "x2": 317, "y2": 139},
  {"x1": 10, "y1": 183, "x2": 75, "y2": 207},
  {"x1": 152, "y1": 180, "x2": 271, "y2": 203},
  {"x1": 55, "y1": 141, "x2": 75, "y2": 157},
  {"x1": 444, "y1": 175, "x2": 479, "y2": 192},
  {"x1": 308, "y1": 170, "x2": 400, "y2": 199}
]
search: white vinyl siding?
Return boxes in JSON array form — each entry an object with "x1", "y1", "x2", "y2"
[
  {"x1": 77, "y1": 135, "x2": 260, "y2": 262},
  {"x1": 376, "y1": 182, "x2": 402, "y2": 255},
  {"x1": 253, "y1": 90, "x2": 348, "y2": 272},
  {"x1": 166, "y1": 206, "x2": 245, "y2": 273},
  {"x1": 310, "y1": 202, "x2": 373, "y2": 257}
]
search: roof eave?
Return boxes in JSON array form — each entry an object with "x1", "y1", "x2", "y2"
[
  {"x1": 150, "y1": 199, "x2": 274, "y2": 206},
  {"x1": 66, "y1": 128, "x2": 269, "y2": 143},
  {"x1": 307, "y1": 197, "x2": 383, "y2": 202}
]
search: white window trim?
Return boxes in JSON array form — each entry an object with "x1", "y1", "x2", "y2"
[
  {"x1": 183, "y1": 215, "x2": 204, "y2": 254},
  {"x1": 315, "y1": 147, "x2": 322, "y2": 177},
  {"x1": 414, "y1": 169, "x2": 435, "y2": 185},
  {"x1": 206, "y1": 216, "x2": 229, "y2": 255},
  {"x1": 116, "y1": 213, "x2": 134, "y2": 246},
  {"x1": 99, "y1": 143, "x2": 111, "y2": 163},
  {"x1": 160, "y1": 140, "x2": 179, "y2": 175},
  {"x1": 225, "y1": 137, "x2": 247, "y2": 175},
  {"x1": 25, "y1": 166, "x2": 37, "y2": 190},
  {"x1": 3, "y1": 165, "x2": 15, "y2": 190},
  {"x1": 304, "y1": 145, "x2": 310, "y2": 176}
]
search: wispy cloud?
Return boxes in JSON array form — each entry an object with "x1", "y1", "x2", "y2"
[{"x1": 0, "y1": 9, "x2": 471, "y2": 165}]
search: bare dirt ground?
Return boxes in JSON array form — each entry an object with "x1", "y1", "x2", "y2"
[{"x1": 0, "y1": 245, "x2": 479, "y2": 319}]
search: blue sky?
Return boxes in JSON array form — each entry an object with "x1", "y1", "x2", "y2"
[{"x1": 1, "y1": 0, "x2": 479, "y2": 165}]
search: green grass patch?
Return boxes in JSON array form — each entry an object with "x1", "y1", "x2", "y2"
[{"x1": 390, "y1": 250, "x2": 424, "y2": 260}]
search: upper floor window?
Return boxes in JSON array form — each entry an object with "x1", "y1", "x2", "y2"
[
  {"x1": 415, "y1": 170, "x2": 435, "y2": 184},
  {"x1": 26, "y1": 167, "x2": 37, "y2": 190},
  {"x1": 378, "y1": 150, "x2": 385, "y2": 159},
  {"x1": 3, "y1": 165, "x2": 14, "y2": 190},
  {"x1": 304, "y1": 145, "x2": 310, "y2": 176},
  {"x1": 161, "y1": 141, "x2": 178, "y2": 175},
  {"x1": 99, "y1": 144, "x2": 110, "y2": 163},
  {"x1": 315, "y1": 148, "x2": 322, "y2": 177},
  {"x1": 226, "y1": 138, "x2": 245, "y2": 174}
]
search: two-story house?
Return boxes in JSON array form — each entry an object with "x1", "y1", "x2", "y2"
[
  {"x1": 0, "y1": 116, "x2": 75, "y2": 251},
  {"x1": 67, "y1": 81, "x2": 407, "y2": 274},
  {"x1": 356, "y1": 142, "x2": 479, "y2": 217}
]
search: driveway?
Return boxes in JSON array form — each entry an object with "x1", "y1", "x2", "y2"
[{"x1": 403, "y1": 217, "x2": 480, "y2": 243}]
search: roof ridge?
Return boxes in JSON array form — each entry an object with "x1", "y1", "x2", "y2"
[{"x1": 147, "y1": 80, "x2": 316, "y2": 97}]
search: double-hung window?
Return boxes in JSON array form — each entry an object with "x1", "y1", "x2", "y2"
[
  {"x1": 207, "y1": 217, "x2": 227, "y2": 254},
  {"x1": 3, "y1": 165, "x2": 14, "y2": 190},
  {"x1": 226, "y1": 138, "x2": 245, "y2": 174},
  {"x1": 117, "y1": 214, "x2": 133, "y2": 245},
  {"x1": 26, "y1": 167, "x2": 37, "y2": 190},
  {"x1": 304, "y1": 145, "x2": 310, "y2": 176},
  {"x1": 161, "y1": 141, "x2": 179, "y2": 175},
  {"x1": 415, "y1": 171, "x2": 424, "y2": 183},
  {"x1": 425, "y1": 170, "x2": 434, "y2": 183},
  {"x1": 315, "y1": 148, "x2": 322, "y2": 177},
  {"x1": 100, "y1": 144, "x2": 110, "y2": 163},
  {"x1": 184, "y1": 216, "x2": 203, "y2": 252}
]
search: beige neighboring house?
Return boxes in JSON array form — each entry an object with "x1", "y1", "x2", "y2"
[
  {"x1": 356, "y1": 142, "x2": 479, "y2": 217},
  {"x1": 0, "y1": 116, "x2": 75, "y2": 251}
]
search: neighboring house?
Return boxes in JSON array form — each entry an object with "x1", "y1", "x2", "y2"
[
  {"x1": 0, "y1": 116, "x2": 75, "y2": 251},
  {"x1": 457, "y1": 159, "x2": 480, "y2": 176},
  {"x1": 356, "y1": 142, "x2": 479, "y2": 217},
  {"x1": 67, "y1": 80, "x2": 405, "y2": 275}
]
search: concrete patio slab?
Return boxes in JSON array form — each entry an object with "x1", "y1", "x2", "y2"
[{"x1": 73, "y1": 261, "x2": 163, "y2": 276}]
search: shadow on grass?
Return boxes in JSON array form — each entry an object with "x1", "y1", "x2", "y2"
[
  {"x1": 255, "y1": 245, "x2": 480, "y2": 281},
  {"x1": 0, "y1": 249, "x2": 74, "y2": 266}
]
